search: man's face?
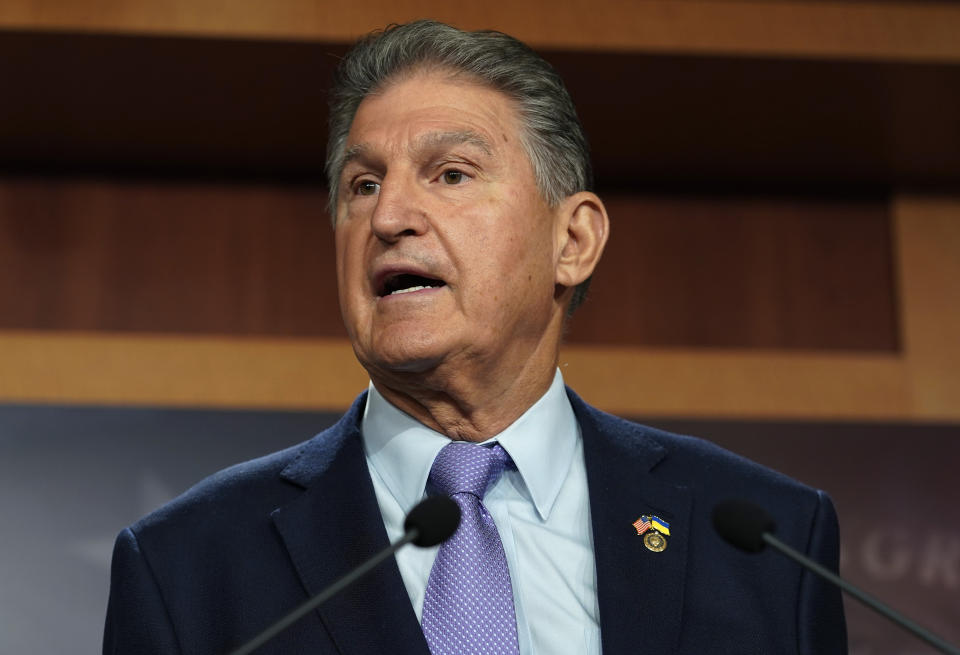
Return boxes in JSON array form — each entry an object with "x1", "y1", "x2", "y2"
[{"x1": 334, "y1": 71, "x2": 565, "y2": 383}]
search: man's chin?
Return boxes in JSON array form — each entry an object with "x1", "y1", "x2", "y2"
[
  {"x1": 355, "y1": 327, "x2": 455, "y2": 367},
  {"x1": 359, "y1": 349, "x2": 445, "y2": 378}
]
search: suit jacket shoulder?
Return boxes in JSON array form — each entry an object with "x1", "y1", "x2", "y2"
[
  {"x1": 104, "y1": 393, "x2": 430, "y2": 655},
  {"x1": 568, "y1": 388, "x2": 847, "y2": 655}
]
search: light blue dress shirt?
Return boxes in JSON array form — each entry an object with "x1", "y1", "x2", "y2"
[{"x1": 362, "y1": 370, "x2": 601, "y2": 654}]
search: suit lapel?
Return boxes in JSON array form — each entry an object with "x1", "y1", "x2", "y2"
[
  {"x1": 271, "y1": 395, "x2": 431, "y2": 655},
  {"x1": 571, "y1": 391, "x2": 692, "y2": 655}
]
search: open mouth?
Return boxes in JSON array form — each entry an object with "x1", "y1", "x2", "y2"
[{"x1": 378, "y1": 273, "x2": 447, "y2": 297}]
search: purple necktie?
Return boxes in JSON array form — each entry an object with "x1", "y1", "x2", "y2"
[{"x1": 421, "y1": 443, "x2": 520, "y2": 655}]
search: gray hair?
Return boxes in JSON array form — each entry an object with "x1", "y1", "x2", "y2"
[{"x1": 326, "y1": 20, "x2": 595, "y2": 312}]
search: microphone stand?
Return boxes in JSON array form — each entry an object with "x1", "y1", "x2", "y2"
[
  {"x1": 762, "y1": 532, "x2": 960, "y2": 655},
  {"x1": 227, "y1": 530, "x2": 417, "y2": 655}
]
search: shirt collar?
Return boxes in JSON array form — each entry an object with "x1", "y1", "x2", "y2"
[{"x1": 362, "y1": 369, "x2": 579, "y2": 521}]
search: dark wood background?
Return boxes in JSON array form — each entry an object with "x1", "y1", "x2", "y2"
[{"x1": 0, "y1": 180, "x2": 898, "y2": 351}]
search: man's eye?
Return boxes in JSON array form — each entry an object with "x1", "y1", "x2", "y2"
[
  {"x1": 355, "y1": 181, "x2": 380, "y2": 196},
  {"x1": 442, "y1": 170, "x2": 464, "y2": 185}
]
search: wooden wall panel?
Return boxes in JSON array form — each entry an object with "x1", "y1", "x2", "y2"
[
  {"x1": 0, "y1": 178, "x2": 898, "y2": 351},
  {"x1": 4, "y1": 32, "x2": 959, "y2": 188},
  {"x1": 895, "y1": 196, "x2": 960, "y2": 419},
  {"x1": 567, "y1": 194, "x2": 898, "y2": 350},
  {"x1": 0, "y1": 331, "x2": 369, "y2": 410},
  {"x1": 2, "y1": 0, "x2": 960, "y2": 63},
  {"x1": 0, "y1": 178, "x2": 342, "y2": 336},
  {"x1": 0, "y1": 330, "x2": 908, "y2": 418}
]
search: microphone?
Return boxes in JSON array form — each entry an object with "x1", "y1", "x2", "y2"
[
  {"x1": 405, "y1": 495, "x2": 461, "y2": 547},
  {"x1": 228, "y1": 496, "x2": 460, "y2": 655},
  {"x1": 713, "y1": 499, "x2": 960, "y2": 655}
]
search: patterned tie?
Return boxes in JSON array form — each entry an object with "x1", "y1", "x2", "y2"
[{"x1": 421, "y1": 442, "x2": 521, "y2": 655}]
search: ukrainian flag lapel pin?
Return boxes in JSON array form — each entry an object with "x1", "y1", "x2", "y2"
[{"x1": 632, "y1": 514, "x2": 671, "y2": 552}]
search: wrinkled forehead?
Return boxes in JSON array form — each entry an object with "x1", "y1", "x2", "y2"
[
  {"x1": 342, "y1": 129, "x2": 494, "y2": 169},
  {"x1": 341, "y1": 68, "x2": 528, "y2": 164}
]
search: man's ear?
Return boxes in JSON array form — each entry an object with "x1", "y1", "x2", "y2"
[{"x1": 555, "y1": 191, "x2": 610, "y2": 288}]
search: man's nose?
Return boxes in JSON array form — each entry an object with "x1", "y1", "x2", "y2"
[{"x1": 370, "y1": 174, "x2": 429, "y2": 243}]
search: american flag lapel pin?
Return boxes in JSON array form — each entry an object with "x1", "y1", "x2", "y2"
[{"x1": 632, "y1": 514, "x2": 670, "y2": 552}]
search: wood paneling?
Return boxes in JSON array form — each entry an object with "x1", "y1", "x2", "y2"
[
  {"x1": 0, "y1": 330, "x2": 908, "y2": 418},
  {"x1": 560, "y1": 346, "x2": 909, "y2": 420},
  {"x1": 0, "y1": 331, "x2": 369, "y2": 409},
  {"x1": 554, "y1": 52, "x2": 960, "y2": 190},
  {"x1": 894, "y1": 196, "x2": 960, "y2": 419},
  {"x1": 3, "y1": 32, "x2": 960, "y2": 188},
  {"x1": 1, "y1": 189, "x2": 956, "y2": 420},
  {"x1": 0, "y1": 178, "x2": 898, "y2": 351},
  {"x1": 567, "y1": 194, "x2": 898, "y2": 350},
  {"x1": 0, "y1": 178, "x2": 342, "y2": 336},
  {"x1": 0, "y1": 31, "x2": 335, "y2": 180},
  {"x1": 2, "y1": 0, "x2": 960, "y2": 62}
]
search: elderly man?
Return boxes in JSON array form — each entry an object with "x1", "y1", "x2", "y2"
[{"x1": 104, "y1": 21, "x2": 846, "y2": 655}]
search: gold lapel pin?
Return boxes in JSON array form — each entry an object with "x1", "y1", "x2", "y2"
[{"x1": 632, "y1": 514, "x2": 671, "y2": 552}]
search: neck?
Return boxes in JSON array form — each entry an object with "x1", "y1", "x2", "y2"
[{"x1": 370, "y1": 351, "x2": 559, "y2": 443}]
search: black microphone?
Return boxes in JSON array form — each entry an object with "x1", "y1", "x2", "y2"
[
  {"x1": 713, "y1": 499, "x2": 960, "y2": 655},
  {"x1": 228, "y1": 496, "x2": 460, "y2": 655}
]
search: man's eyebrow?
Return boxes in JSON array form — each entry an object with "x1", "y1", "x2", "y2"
[
  {"x1": 412, "y1": 130, "x2": 493, "y2": 156},
  {"x1": 341, "y1": 143, "x2": 369, "y2": 171},
  {"x1": 339, "y1": 130, "x2": 494, "y2": 177}
]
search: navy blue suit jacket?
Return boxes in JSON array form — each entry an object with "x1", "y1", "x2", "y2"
[{"x1": 104, "y1": 390, "x2": 846, "y2": 654}]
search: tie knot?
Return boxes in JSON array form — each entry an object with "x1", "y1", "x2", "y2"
[{"x1": 428, "y1": 443, "x2": 512, "y2": 499}]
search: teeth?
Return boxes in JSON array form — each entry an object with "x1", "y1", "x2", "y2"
[{"x1": 390, "y1": 285, "x2": 430, "y2": 295}]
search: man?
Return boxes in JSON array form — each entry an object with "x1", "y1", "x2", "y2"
[{"x1": 104, "y1": 20, "x2": 846, "y2": 654}]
